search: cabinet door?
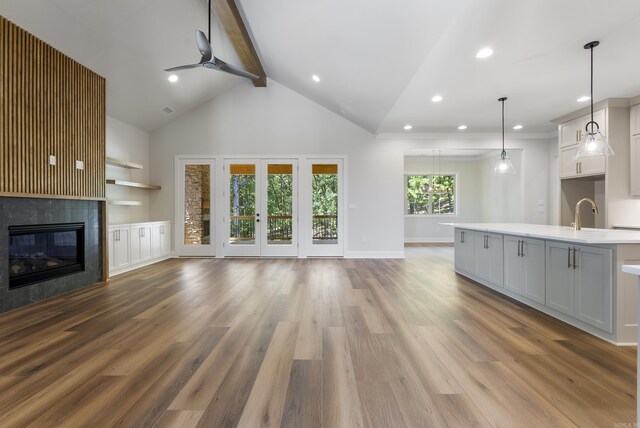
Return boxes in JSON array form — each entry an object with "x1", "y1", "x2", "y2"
[
  {"x1": 545, "y1": 242, "x2": 574, "y2": 316},
  {"x1": 631, "y1": 136, "x2": 640, "y2": 196},
  {"x1": 560, "y1": 117, "x2": 583, "y2": 148},
  {"x1": 115, "y1": 228, "x2": 130, "y2": 269},
  {"x1": 151, "y1": 225, "x2": 162, "y2": 258},
  {"x1": 475, "y1": 232, "x2": 503, "y2": 287},
  {"x1": 632, "y1": 105, "x2": 640, "y2": 136},
  {"x1": 574, "y1": 245, "x2": 612, "y2": 332},
  {"x1": 140, "y1": 226, "x2": 152, "y2": 261},
  {"x1": 108, "y1": 229, "x2": 117, "y2": 270},
  {"x1": 503, "y1": 236, "x2": 524, "y2": 295},
  {"x1": 130, "y1": 227, "x2": 142, "y2": 264},
  {"x1": 578, "y1": 155, "x2": 605, "y2": 177},
  {"x1": 454, "y1": 229, "x2": 474, "y2": 273},
  {"x1": 522, "y1": 238, "x2": 545, "y2": 304},
  {"x1": 161, "y1": 223, "x2": 172, "y2": 256},
  {"x1": 560, "y1": 147, "x2": 579, "y2": 179}
]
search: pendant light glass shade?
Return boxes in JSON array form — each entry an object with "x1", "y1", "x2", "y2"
[
  {"x1": 494, "y1": 97, "x2": 516, "y2": 175},
  {"x1": 576, "y1": 41, "x2": 614, "y2": 159}
]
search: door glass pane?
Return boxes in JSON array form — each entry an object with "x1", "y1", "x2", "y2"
[
  {"x1": 266, "y1": 164, "x2": 293, "y2": 245},
  {"x1": 184, "y1": 164, "x2": 211, "y2": 246},
  {"x1": 229, "y1": 164, "x2": 256, "y2": 245},
  {"x1": 312, "y1": 164, "x2": 338, "y2": 244}
]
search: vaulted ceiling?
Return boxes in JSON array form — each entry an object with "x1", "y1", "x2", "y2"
[{"x1": 2, "y1": 0, "x2": 640, "y2": 134}]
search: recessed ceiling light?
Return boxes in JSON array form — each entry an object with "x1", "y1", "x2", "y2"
[
  {"x1": 458, "y1": 125, "x2": 467, "y2": 130},
  {"x1": 431, "y1": 95, "x2": 443, "y2": 103},
  {"x1": 161, "y1": 106, "x2": 175, "y2": 114},
  {"x1": 403, "y1": 124, "x2": 413, "y2": 130},
  {"x1": 577, "y1": 96, "x2": 590, "y2": 102},
  {"x1": 168, "y1": 74, "x2": 179, "y2": 83},
  {"x1": 476, "y1": 47, "x2": 494, "y2": 59},
  {"x1": 312, "y1": 74, "x2": 320, "y2": 82},
  {"x1": 513, "y1": 124, "x2": 524, "y2": 130}
]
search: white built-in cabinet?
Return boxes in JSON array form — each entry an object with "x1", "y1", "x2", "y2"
[
  {"x1": 545, "y1": 241, "x2": 612, "y2": 332},
  {"x1": 108, "y1": 221, "x2": 172, "y2": 276},
  {"x1": 631, "y1": 105, "x2": 640, "y2": 196},
  {"x1": 559, "y1": 109, "x2": 606, "y2": 179},
  {"x1": 503, "y1": 236, "x2": 545, "y2": 304},
  {"x1": 108, "y1": 227, "x2": 130, "y2": 271}
]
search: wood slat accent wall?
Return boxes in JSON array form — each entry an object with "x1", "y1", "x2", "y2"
[{"x1": 0, "y1": 15, "x2": 106, "y2": 199}]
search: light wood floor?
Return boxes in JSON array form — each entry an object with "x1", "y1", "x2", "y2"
[{"x1": 0, "y1": 246, "x2": 635, "y2": 427}]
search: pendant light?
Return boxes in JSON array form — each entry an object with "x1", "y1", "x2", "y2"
[
  {"x1": 576, "y1": 41, "x2": 614, "y2": 158},
  {"x1": 494, "y1": 97, "x2": 516, "y2": 175}
]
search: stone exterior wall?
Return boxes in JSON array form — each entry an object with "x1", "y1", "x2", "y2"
[
  {"x1": 184, "y1": 165, "x2": 210, "y2": 245},
  {"x1": 0, "y1": 197, "x2": 103, "y2": 313}
]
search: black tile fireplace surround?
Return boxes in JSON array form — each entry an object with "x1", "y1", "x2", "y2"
[{"x1": 0, "y1": 197, "x2": 103, "y2": 313}]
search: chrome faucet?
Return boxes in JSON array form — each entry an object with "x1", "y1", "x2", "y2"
[{"x1": 573, "y1": 198, "x2": 599, "y2": 231}]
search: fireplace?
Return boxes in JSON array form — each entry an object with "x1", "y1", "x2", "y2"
[{"x1": 8, "y1": 223, "x2": 85, "y2": 289}]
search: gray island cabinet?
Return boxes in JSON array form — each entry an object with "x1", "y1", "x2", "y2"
[{"x1": 448, "y1": 223, "x2": 640, "y2": 345}]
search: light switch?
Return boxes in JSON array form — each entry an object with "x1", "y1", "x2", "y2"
[
  {"x1": 75, "y1": 160, "x2": 84, "y2": 170},
  {"x1": 49, "y1": 155, "x2": 56, "y2": 166}
]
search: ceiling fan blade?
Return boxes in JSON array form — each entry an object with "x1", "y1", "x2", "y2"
[
  {"x1": 214, "y1": 57, "x2": 259, "y2": 80},
  {"x1": 164, "y1": 64, "x2": 202, "y2": 72},
  {"x1": 195, "y1": 30, "x2": 212, "y2": 62}
]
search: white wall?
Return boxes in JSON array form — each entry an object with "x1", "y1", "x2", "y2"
[
  {"x1": 404, "y1": 157, "x2": 482, "y2": 242},
  {"x1": 106, "y1": 116, "x2": 151, "y2": 225},
  {"x1": 149, "y1": 80, "x2": 404, "y2": 257}
]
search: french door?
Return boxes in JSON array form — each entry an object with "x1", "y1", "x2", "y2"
[
  {"x1": 177, "y1": 158, "x2": 215, "y2": 256},
  {"x1": 307, "y1": 159, "x2": 344, "y2": 257},
  {"x1": 224, "y1": 159, "x2": 298, "y2": 257}
]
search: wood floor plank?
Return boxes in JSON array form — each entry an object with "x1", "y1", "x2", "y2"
[{"x1": 0, "y1": 247, "x2": 633, "y2": 426}]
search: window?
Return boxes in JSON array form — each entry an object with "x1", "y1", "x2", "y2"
[{"x1": 405, "y1": 174, "x2": 456, "y2": 215}]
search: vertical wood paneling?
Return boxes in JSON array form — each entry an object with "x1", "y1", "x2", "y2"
[{"x1": 0, "y1": 16, "x2": 105, "y2": 199}]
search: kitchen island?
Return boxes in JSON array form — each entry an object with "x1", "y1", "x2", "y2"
[{"x1": 447, "y1": 223, "x2": 640, "y2": 345}]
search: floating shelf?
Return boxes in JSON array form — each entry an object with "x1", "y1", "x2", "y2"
[
  {"x1": 108, "y1": 200, "x2": 142, "y2": 206},
  {"x1": 106, "y1": 179, "x2": 161, "y2": 190},
  {"x1": 106, "y1": 157, "x2": 143, "y2": 170}
]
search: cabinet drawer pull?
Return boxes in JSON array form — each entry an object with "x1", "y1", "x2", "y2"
[
  {"x1": 573, "y1": 247, "x2": 577, "y2": 269},
  {"x1": 461, "y1": 231, "x2": 464, "y2": 243},
  {"x1": 520, "y1": 240, "x2": 525, "y2": 257},
  {"x1": 517, "y1": 240, "x2": 521, "y2": 257},
  {"x1": 568, "y1": 247, "x2": 572, "y2": 268}
]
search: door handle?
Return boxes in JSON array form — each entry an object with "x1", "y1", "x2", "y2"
[
  {"x1": 573, "y1": 247, "x2": 577, "y2": 269},
  {"x1": 461, "y1": 231, "x2": 465, "y2": 243},
  {"x1": 517, "y1": 240, "x2": 521, "y2": 257},
  {"x1": 484, "y1": 235, "x2": 489, "y2": 249},
  {"x1": 568, "y1": 247, "x2": 572, "y2": 268}
]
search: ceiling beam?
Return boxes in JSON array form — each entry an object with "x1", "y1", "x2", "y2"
[{"x1": 211, "y1": 0, "x2": 267, "y2": 87}]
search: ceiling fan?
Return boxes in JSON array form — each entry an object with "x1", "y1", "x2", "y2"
[{"x1": 165, "y1": 0, "x2": 258, "y2": 80}]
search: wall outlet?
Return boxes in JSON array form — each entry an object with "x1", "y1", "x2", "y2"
[
  {"x1": 75, "y1": 160, "x2": 84, "y2": 170},
  {"x1": 49, "y1": 155, "x2": 56, "y2": 166}
]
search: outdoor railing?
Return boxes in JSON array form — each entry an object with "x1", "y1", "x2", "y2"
[
  {"x1": 229, "y1": 214, "x2": 338, "y2": 241},
  {"x1": 312, "y1": 214, "x2": 337, "y2": 240}
]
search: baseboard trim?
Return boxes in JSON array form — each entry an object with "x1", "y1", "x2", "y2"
[
  {"x1": 344, "y1": 251, "x2": 405, "y2": 259},
  {"x1": 404, "y1": 237, "x2": 454, "y2": 243}
]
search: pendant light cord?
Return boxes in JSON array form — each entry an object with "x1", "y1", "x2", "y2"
[
  {"x1": 208, "y1": 0, "x2": 211, "y2": 43},
  {"x1": 589, "y1": 45, "x2": 594, "y2": 132},
  {"x1": 501, "y1": 98, "x2": 506, "y2": 159}
]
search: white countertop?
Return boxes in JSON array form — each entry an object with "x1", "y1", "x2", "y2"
[
  {"x1": 622, "y1": 265, "x2": 640, "y2": 276},
  {"x1": 444, "y1": 223, "x2": 640, "y2": 244}
]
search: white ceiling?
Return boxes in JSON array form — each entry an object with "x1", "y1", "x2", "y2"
[{"x1": 2, "y1": 0, "x2": 640, "y2": 134}]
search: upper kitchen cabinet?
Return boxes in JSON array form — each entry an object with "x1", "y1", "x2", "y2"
[
  {"x1": 631, "y1": 104, "x2": 640, "y2": 136},
  {"x1": 554, "y1": 99, "x2": 631, "y2": 228}
]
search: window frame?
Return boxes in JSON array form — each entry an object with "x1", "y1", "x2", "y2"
[{"x1": 404, "y1": 172, "x2": 458, "y2": 217}]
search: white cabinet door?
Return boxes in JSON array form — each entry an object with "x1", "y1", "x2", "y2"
[
  {"x1": 454, "y1": 229, "x2": 475, "y2": 273},
  {"x1": 632, "y1": 105, "x2": 640, "y2": 136},
  {"x1": 161, "y1": 223, "x2": 171, "y2": 256},
  {"x1": 560, "y1": 147, "x2": 579, "y2": 179},
  {"x1": 631, "y1": 136, "x2": 640, "y2": 196},
  {"x1": 503, "y1": 236, "x2": 524, "y2": 295},
  {"x1": 560, "y1": 117, "x2": 583, "y2": 148},
  {"x1": 578, "y1": 154, "x2": 605, "y2": 177},
  {"x1": 522, "y1": 238, "x2": 546, "y2": 304},
  {"x1": 140, "y1": 226, "x2": 152, "y2": 261},
  {"x1": 108, "y1": 229, "x2": 117, "y2": 270},
  {"x1": 574, "y1": 245, "x2": 612, "y2": 332},
  {"x1": 115, "y1": 228, "x2": 130, "y2": 269},
  {"x1": 546, "y1": 242, "x2": 574, "y2": 316},
  {"x1": 151, "y1": 224, "x2": 162, "y2": 258},
  {"x1": 475, "y1": 232, "x2": 503, "y2": 287},
  {"x1": 130, "y1": 226, "x2": 142, "y2": 264}
]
